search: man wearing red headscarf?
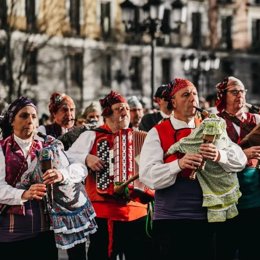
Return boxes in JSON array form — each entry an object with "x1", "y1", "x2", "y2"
[
  {"x1": 215, "y1": 76, "x2": 260, "y2": 260},
  {"x1": 139, "y1": 78, "x2": 247, "y2": 260},
  {"x1": 38, "y1": 92, "x2": 76, "y2": 138},
  {"x1": 65, "y1": 91, "x2": 153, "y2": 260}
]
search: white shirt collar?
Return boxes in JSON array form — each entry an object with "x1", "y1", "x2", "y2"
[
  {"x1": 14, "y1": 134, "x2": 32, "y2": 157},
  {"x1": 160, "y1": 110, "x2": 171, "y2": 118},
  {"x1": 170, "y1": 115, "x2": 196, "y2": 130}
]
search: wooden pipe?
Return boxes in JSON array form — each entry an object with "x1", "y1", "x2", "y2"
[{"x1": 113, "y1": 174, "x2": 139, "y2": 195}]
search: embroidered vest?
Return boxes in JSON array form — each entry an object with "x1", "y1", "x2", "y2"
[
  {"x1": 218, "y1": 112, "x2": 256, "y2": 144},
  {"x1": 218, "y1": 112, "x2": 260, "y2": 209},
  {"x1": 0, "y1": 135, "x2": 49, "y2": 242},
  {"x1": 0, "y1": 135, "x2": 42, "y2": 186}
]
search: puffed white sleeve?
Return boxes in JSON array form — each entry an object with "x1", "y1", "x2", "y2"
[
  {"x1": 62, "y1": 130, "x2": 96, "y2": 182},
  {"x1": 139, "y1": 128, "x2": 181, "y2": 190},
  {"x1": 0, "y1": 147, "x2": 27, "y2": 205}
]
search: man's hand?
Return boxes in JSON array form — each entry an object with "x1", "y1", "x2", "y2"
[
  {"x1": 199, "y1": 143, "x2": 220, "y2": 161},
  {"x1": 243, "y1": 146, "x2": 260, "y2": 160},
  {"x1": 85, "y1": 154, "x2": 106, "y2": 171},
  {"x1": 178, "y1": 153, "x2": 203, "y2": 170}
]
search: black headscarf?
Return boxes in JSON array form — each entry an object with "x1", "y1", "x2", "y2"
[{"x1": 0, "y1": 96, "x2": 36, "y2": 139}]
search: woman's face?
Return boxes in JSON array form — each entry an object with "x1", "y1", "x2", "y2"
[{"x1": 11, "y1": 105, "x2": 38, "y2": 139}]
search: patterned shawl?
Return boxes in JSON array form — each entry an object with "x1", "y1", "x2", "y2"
[{"x1": 166, "y1": 114, "x2": 242, "y2": 222}]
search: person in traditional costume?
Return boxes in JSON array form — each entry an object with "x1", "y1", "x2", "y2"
[
  {"x1": 81, "y1": 101, "x2": 102, "y2": 127},
  {"x1": 127, "y1": 96, "x2": 144, "y2": 130},
  {"x1": 139, "y1": 78, "x2": 247, "y2": 260},
  {"x1": 58, "y1": 101, "x2": 103, "y2": 151},
  {"x1": 0, "y1": 96, "x2": 97, "y2": 260},
  {"x1": 0, "y1": 96, "x2": 59, "y2": 259},
  {"x1": 215, "y1": 76, "x2": 260, "y2": 259},
  {"x1": 139, "y1": 84, "x2": 173, "y2": 132},
  {"x1": 38, "y1": 92, "x2": 76, "y2": 138},
  {"x1": 38, "y1": 92, "x2": 97, "y2": 259},
  {"x1": 66, "y1": 90, "x2": 153, "y2": 260}
]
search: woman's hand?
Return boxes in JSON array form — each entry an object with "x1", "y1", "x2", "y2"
[
  {"x1": 42, "y1": 169, "x2": 63, "y2": 185},
  {"x1": 22, "y1": 183, "x2": 47, "y2": 200}
]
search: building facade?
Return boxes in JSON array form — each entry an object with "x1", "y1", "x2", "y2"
[{"x1": 0, "y1": 0, "x2": 260, "y2": 115}]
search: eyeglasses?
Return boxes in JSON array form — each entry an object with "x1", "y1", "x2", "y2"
[{"x1": 226, "y1": 89, "x2": 247, "y2": 96}]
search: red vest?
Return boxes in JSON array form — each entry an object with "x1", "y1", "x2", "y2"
[
  {"x1": 85, "y1": 125, "x2": 147, "y2": 221},
  {"x1": 218, "y1": 111, "x2": 256, "y2": 144},
  {"x1": 155, "y1": 119, "x2": 195, "y2": 178}
]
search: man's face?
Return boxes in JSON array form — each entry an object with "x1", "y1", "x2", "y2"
[
  {"x1": 172, "y1": 85, "x2": 198, "y2": 121},
  {"x1": 225, "y1": 81, "x2": 246, "y2": 113},
  {"x1": 109, "y1": 102, "x2": 130, "y2": 130},
  {"x1": 86, "y1": 111, "x2": 101, "y2": 124},
  {"x1": 130, "y1": 107, "x2": 144, "y2": 127},
  {"x1": 53, "y1": 103, "x2": 76, "y2": 129}
]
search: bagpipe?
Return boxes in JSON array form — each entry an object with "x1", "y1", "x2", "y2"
[
  {"x1": 190, "y1": 106, "x2": 217, "y2": 180},
  {"x1": 19, "y1": 132, "x2": 97, "y2": 249},
  {"x1": 96, "y1": 128, "x2": 154, "y2": 203}
]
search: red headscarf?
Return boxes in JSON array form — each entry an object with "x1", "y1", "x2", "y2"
[
  {"x1": 99, "y1": 91, "x2": 126, "y2": 117},
  {"x1": 169, "y1": 78, "x2": 196, "y2": 97},
  {"x1": 48, "y1": 92, "x2": 75, "y2": 116},
  {"x1": 215, "y1": 76, "x2": 245, "y2": 112}
]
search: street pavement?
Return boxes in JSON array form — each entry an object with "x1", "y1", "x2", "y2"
[{"x1": 58, "y1": 249, "x2": 68, "y2": 260}]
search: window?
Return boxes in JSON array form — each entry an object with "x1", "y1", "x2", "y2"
[
  {"x1": 217, "y1": 0, "x2": 233, "y2": 4},
  {"x1": 221, "y1": 16, "x2": 232, "y2": 50},
  {"x1": 161, "y1": 58, "x2": 171, "y2": 84},
  {"x1": 252, "y1": 19, "x2": 260, "y2": 50},
  {"x1": 191, "y1": 12, "x2": 201, "y2": 48},
  {"x1": 69, "y1": 0, "x2": 80, "y2": 36},
  {"x1": 129, "y1": 56, "x2": 142, "y2": 91},
  {"x1": 101, "y1": 2, "x2": 111, "y2": 39},
  {"x1": 69, "y1": 51, "x2": 83, "y2": 88},
  {"x1": 161, "y1": 9, "x2": 171, "y2": 34},
  {"x1": 251, "y1": 62, "x2": 260, "y2": 94},
  {"x1": 0, "y1": 0, "x2": 7, "y2": 29},
  {"x1": 25, "y1": 0, "x2": 36, "y2": 32},
  {"x1": 101, "y1": 54, "x2": 111, "y2": 87},
  {"x1": 221, "y1": 59, "x2": 233, "y2": 75},
  {"x1": 25, "y1": 48, "x2": 38, "y2": 85}
]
